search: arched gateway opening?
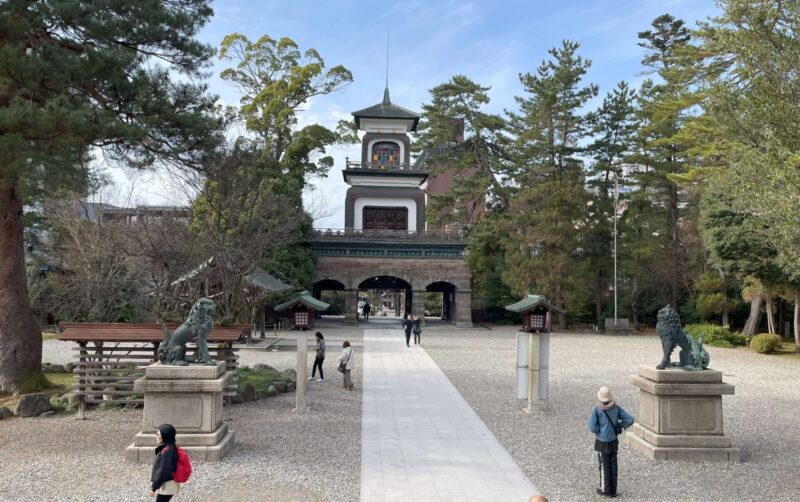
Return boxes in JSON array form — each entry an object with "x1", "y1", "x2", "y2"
[
  {"x1": 425, "y1": 281, "x2": 457, "y2": 322},
  {"x1": 358, "y1": 276, "x2": 412, "y2": 320},
  {"x1": 312, "y1": 279, "x2": 345, "y2": 318}
]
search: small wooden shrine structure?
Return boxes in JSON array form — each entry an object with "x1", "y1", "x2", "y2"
[
  {"x1": 274, "y1": 291, "x2": 330, "y2": 330},
  {"x1": 504, "y1": 295, "x2": 565, "y2": 333}
]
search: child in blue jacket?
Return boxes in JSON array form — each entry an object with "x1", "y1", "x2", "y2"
[{"x1": 588, "y1": 386, "x2": 635, "y2": 498}]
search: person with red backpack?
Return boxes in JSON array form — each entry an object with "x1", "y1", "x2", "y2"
[{"x1": 150, "y1": 423, "x2": 191, "y2": 500}]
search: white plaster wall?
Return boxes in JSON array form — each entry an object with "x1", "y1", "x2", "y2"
[
  {"x1": 361, "y1": 117, "x2": 414, "y2": 133},
  {"x1": 347, "y1": 175, "x2": 423, "y2": 188},
  {"x1": 353, "y1": 197, "x2": 417, "y2": 232}
]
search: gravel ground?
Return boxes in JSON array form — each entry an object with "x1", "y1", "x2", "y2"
[
  {"x1": 16, "y1": 326, "x2": 800, "y2": 501},
  {"x1": 424, "y1": 327, "x2": 800, "y2": 502},
  {"x1": 0, "y1": 328, "x2": 363, "y2": 502}
]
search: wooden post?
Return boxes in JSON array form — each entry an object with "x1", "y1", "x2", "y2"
[{"x1": 78, "y1": 342, "x2": 87, "y2": 420}]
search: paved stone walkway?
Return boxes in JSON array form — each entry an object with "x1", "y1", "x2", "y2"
[{"x1": 360, "y1": 329, "x2": 540, "y2": 502}]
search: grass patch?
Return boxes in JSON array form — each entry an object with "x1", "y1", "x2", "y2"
[
  {"x1": 42, "y1": 332, "x2": 59, "y2": 341},
  {"x1": 237, "y1": 366, "x2": 293, "y2": 395},
  {"x1": 773, "y1": 340, "x2": 800, "y2": 360},
  {"x1": 45, "y1": 373, "x2": 73, "y2": 388}
]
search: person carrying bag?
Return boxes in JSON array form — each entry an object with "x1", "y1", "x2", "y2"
[
  {"x1": 338, "y1": 341, "x2": 354, "y2": 391},
  {"x1": 588, "y1": 386, "x2": 635, "y2": 498}
]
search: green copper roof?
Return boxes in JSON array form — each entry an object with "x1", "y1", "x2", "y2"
[
  {"x1": 274, "y1": 291, "x2": 330, "y2": 312},
  {"x1": 244, "y1": 266, "x2": 292, "y2": 292},
  {"x1": 352, "y1": 87, "x2": 420, "y2": 130},
  {"x1": 504, "y1": 294, "x2": 565, "y2": 313}
]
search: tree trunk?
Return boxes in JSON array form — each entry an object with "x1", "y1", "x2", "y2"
[
  {"x1": 794, "y1": 292, "x2": 799, "y2": 353},
  {"x1": 765, "y1": 292, "x2": 775, "y2": 335},
  {"x1": 669, "y1": 183, "x2": 680, "y2": 308},
  {"x1": 554, "y1": 288, "x2": 567, "y2": 329},
  {"x1": 742, "y1": 288, "x2": 763, "y2": 336},
  {"x1": 594, "y1": 270, "x2": 604, "y2": 328},
  {"x1": 632, "y1": 276, "x2": 640, "y2": 330},
  {"x1": 0, "y1": 170, "x2": 43, "y2": 393},
  {"x1": 719, "y1": 269, "x2": 729, "y2": 327}
]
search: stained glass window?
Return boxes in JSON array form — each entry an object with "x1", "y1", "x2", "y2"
[{"x1": 371, "y1": 142, "x2": 399, "y2": 166}]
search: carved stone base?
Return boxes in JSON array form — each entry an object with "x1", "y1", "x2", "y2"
[
  {"x1": 126, "y1": 362, "x2": 234, "y2": 463},
  {"x1": 624, "y1": 366, "x2": 740, "y2": 462}
]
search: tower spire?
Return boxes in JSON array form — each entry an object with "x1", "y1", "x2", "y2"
[{"x1": 384, "y1": 24, "x2": 390, "y2": 105}]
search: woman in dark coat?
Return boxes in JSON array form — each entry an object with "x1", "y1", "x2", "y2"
[{"x1": 150, "y1": 423, "x2": 180, "y2": 500}]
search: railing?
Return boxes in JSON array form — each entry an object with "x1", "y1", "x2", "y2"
[
  {"x1": 345, "y1": 159, "x2": 421, "y2": 171},
  {"x1": 309, "y1": 228, "x2": 466, "y2": 243}
]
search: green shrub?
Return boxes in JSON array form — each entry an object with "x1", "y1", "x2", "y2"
[
  {"x1": 749, "y1": 333, "x2": 783, "y2": 354},
  {"x1": 237, "y1": 366, "x2": 293, "y2": 395},
  {"x1": 685, "y1": 323, "x2": 746, "y2": 347},
  {"x1": 706, "y1": 339, "x2": 734, "y2": 348}
]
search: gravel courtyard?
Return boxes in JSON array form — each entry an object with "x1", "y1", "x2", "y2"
[
  {"x1": 424, "y1": 327, "x2": 800, "y2": 502},
  {"x1": 2, "y1": 325, "x2": 799, "y2": 501},
  {"x1": 0, "y1": 328, "x2": 363, "y2": 502}
]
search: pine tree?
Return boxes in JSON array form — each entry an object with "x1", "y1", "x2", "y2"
[
  {"x1": 697, "y1": 0, "x2": 800, "y2": 345},
  {"x1": 503, "y1": 40, "x2": 598, "y2": 327},
  {"x1": 585, "y1": 82, "x2": 638, "y2": 326},
  {"x1": 0, "y1": 1, "x2": 220, "y2": 393},
  {"x1": 632, "y1": 14, "x2": 703, "y2": 310},
  {"x1": 416, "y1": 75, "x2": 511, "y2": 228}
]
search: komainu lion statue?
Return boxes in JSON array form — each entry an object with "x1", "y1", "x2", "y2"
[
  {"x1": 655, "y1": 305, "x2": 709, "y2": 371},
  {"x1": 158, "y1": 298, "x2": 216, "y2": 366}
]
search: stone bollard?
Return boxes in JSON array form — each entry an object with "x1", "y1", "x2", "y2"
[{"x1": 295, "y1": 331, "x2": 309, "y2": 412}]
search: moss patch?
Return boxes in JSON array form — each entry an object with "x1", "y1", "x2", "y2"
[
  {"x1": 237, "y1": 366, "x2": 293, "y2": 395},
  {"x1": 0, "y1": 372, "x2": 71, "y2": 409}
]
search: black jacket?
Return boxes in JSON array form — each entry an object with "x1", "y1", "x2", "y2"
[
  {"x1": 402, "y1": 320, "x2": 413, "y2": 333},
  {"x1": 151, "y1": 444, "x2": 178, "y2": 491}
]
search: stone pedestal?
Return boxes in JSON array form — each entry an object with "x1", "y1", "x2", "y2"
[
  {"x1": 125, "y1": 362, "x2": 235, "y2": 463},
  {"x1": 624, "y1": 366, "x2": 740, "y2": 462}
]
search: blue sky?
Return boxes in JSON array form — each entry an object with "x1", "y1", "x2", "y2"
[{"x1": 109, "y1": 0, "x2": 721, "y2": 227}]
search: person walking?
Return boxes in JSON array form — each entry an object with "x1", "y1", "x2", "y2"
[
  {"x1": 412, "y1": 315, "x2": 422, "y2": 345},
  {"x1": 149, "y1": 424, "x2": 180, "y2": 501},
  {"x1": 309, "y1": 331, "x2": 326, "y2": 382},
  {"x1": 362, "y1": 302, "x2": 371, "y2": 321},
  {"x1": 402, "y1": 314, "x2": 414, "y2": 347},
  {"x1": 338, "y1": 341, "x2": 355, "y2": 391},
  {"x1": 588, "y1": 386, "x2": 634, "y2": 498}
]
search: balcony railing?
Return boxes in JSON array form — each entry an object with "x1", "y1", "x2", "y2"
[
  {"x1": 309, "y1": 228, "x2": 466, "y2": 243},
  {"x1": 345, "y1": 159, "x2": 421, "y2": 171}
]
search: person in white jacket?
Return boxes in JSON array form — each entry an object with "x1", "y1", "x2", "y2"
[{"x1": 338, "y1": 341, "x2": 355, "y2": 391}]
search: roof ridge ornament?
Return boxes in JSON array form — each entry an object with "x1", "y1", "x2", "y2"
[{"x1": 382, "y1": 86, "x2": 391, "y2": 105}]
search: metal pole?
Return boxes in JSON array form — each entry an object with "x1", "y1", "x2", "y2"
[{"x1": 614, "y1": 169, "x2": 619, "y2": 326}]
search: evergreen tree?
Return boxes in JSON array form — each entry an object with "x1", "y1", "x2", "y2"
[
  {"x1": 633, "y1": 14, "x2": 703, "y2": 309},
  {"x1": 416, "y1": 75, "x2": 511, "y2": 228},
  {"x1": 503, "y1": 40, "x2": 598, "y2": 327},
  {"x1": 0, "y1": 0, "x2": 220, "y2": 393},
  {"x1": 697, "y1": 0, "x2": 800, "y2": 345},
  {"x1": 218, "y1": 34, "x2": 353, "y2": 192},
  {"x1": 585, "y1": 82, "x2": 638, "y2": 326}
]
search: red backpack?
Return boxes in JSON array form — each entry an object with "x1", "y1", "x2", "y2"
[{"x1": 169, "y1": 446, "x2": 192, "y2": 483}]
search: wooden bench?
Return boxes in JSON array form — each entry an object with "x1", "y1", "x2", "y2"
[{"x1": 58, "y1": 323, "x2": 249, "y2": 418}]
